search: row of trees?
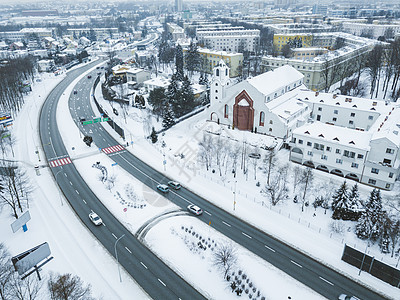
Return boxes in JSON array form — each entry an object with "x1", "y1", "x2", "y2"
[{"x1": 0, "y1": 243, "x2": 94, "y2": 300}]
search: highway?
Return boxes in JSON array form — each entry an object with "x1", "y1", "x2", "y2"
[
  {"x1": 69, "y1": 68, "x2": 389, "y2": 300},
  {"x1": 39, "y1": 61, "x2": 206, "y2": 300}
]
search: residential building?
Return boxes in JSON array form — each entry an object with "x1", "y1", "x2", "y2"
[
  {"x1": 126, "y1": 68, "x2": 151, "y2": 85},
  {"x1": 175, "y1": 0, "x2": 183, "y2": 12},
  {"x1": 273, "y1": 33, "x2": 313, "y2": 52},
  {"x1": 183, "y1": 47, "x2": 243, "y2": 77},
  {"x1": 166, "y1": 23, "x2": 185, "y2": 41},
  {"x1": 66, "y1": 28, "x2": 118, "y2": 41},
  {"x1": 342, "y1": 22, "x2": 400, "y2": 39}
]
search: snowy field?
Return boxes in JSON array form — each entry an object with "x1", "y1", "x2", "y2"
[{"x1": 0, "y1": 58, "x2": 399, "y2": 300}]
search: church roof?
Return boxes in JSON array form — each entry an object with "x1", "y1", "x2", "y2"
[{"x1": 247, "y1": 65, "x2": 304, "y2": 97}]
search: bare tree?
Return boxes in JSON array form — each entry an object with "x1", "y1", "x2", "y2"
[
  {"x1": 10, "y1": 272, "x2": 43, "y2": 300},
  {"x1": 250, "y1": 147, "x2": 260, "y2": 180},
  {"x1": 0, "y1": 243, "x2": 13, "y2": 300},
  {"x1": 299, "y1": 167, "x2": 314, "y2": 212},
  {"x1": 212, "y1": 243, "x2": 237, "y2": 279},
  {"x1": 292, "y1": 165, "x2": 302, "y2": 193},
  {"x1": 264, "y1": 147, "x2": 276, "y2": 185},
  {"x1": 230, "y1": 143, "x2": 241, "y2": 177},
  {"x1": 366, "y1": 44, "x2": 384, "y2": 98},
  {"x1": 261, "y1": 170, "x2": 288, "y2": 206},
  {"x1": 198, "y1": 134, "x2": 213, "y2": 171},
  {"x1": 48, "y1": 273, "x2": 94, "y2": 300}
]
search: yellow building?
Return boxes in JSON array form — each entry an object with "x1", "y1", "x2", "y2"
[
  {"x1": 273, "y1": 34, "x2": 313, "y2": 52},
  {"x1": 183, "y1": 47, "x2": 243, "y2": 77}
]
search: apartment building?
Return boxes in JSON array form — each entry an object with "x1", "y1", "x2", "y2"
[
  {"x1": 261, "y1": 33, "x2": 377, "y2": 91},
  {"x1": 342, "y1": 22, "x2": 400, "y2": 39},
  {"x1": 273, "y1": 33, "x2": 313, "y2": 51},
  {"x1": 290, "y1": 91, "x2": 400, "y2": 190},
  {"x1": 183, "y1": 47, "x2": 243, "y2": 77},
  {"x1": 66, "y1": 28, "x2": 118, "y2": 41},
  {"x1": 0, "y1": 28, "x2": 53, "y2": 42},
  {"x1": 196, "y1": 27, "x2": 260, "y2": 53},
  {"x1": 166, "y1": 23, "x2": 185, "y2": 41}
]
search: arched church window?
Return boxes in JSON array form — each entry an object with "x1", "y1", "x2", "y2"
[
  {"x1": 224, "y1": 104, "x2": 228, "y2": 118},
  {"x1": 259, "y1": 112, "x2": 265, "y2": 126}
]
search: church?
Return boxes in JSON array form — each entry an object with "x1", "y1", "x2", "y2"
[{"x1": 207, "y1": 60, "x2": 311, "y2": 141}]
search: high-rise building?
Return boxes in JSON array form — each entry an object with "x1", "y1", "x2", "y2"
[{"x1": 175, "y1": 0, "x2": 183, "y2": 12}]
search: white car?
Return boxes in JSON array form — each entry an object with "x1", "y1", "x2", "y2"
[
  {"x1": 338, "y1": 294, "x2": 359, "y2": 300},
  {"x1": 187, "y1": 204, "x2": 203, "y2": 216},
  {"x1": 157, "y1": 184, "x2": 169, "y2": 193},
  {"x1": 89, "y1": 212, "x2": 103, "y2": 226}
]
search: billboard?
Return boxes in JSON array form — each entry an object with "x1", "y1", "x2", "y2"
[
  {"x1": 11, "y1": 210, "x2": 31, "y2": 233},
  {"x1": 0, "y1": 112, "x2": 12, "y2": 127},
  {"x1": 11, "y1": 242, "x2": 51, "y2": 275}
]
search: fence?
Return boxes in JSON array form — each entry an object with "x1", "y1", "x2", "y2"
[
  {"x1": 92, "y1": 76, "x2": 125, "y2": 140},
  {"x1": 342, "y1": 244, "x2": 400, "y2": 288}
]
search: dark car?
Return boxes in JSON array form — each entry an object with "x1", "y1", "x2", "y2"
[
  {"x1": 73, "y1": 90, "x2": 77, "y2": 95},
  {"x1": 87, "y1": 75, "x2": 92, "y2": 79}
]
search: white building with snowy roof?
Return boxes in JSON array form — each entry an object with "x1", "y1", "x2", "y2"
[
  {"x1": 289, "y1": 91, "x2": 400, "y2": 190},
  {"x1": 208, "y1": 62, "x2": 309, "y2": 140}
]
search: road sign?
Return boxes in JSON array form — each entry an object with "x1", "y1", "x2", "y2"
[
  {"x1": 11, "y1": 211, "x2": 31, "y2": 233},
  {"x1": 93, "y1": 117, "x2": 101, "y2": 123},
  {"x1": 163, "y1": 160, "x2": 166, "y2": 165},
  {"x1": 112, "y1": 162, "x2": 118, "y2": 166},
  {"x1": 102, "y1": 117, "x2": 109, "y2": 122},
  {"x1": 82, "y1": 120, "x2": 93, "y2": 125},
  {"x1": 123, "y1": 208, "x2": 127, "y2": 212}
]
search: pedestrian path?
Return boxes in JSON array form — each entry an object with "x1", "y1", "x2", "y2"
[
  {"x1": 102, "y1": 144, "x2": 125, "y2": 154},
  {"x1": 49, "y1": 157, "x2": 72, "y2": 168}
]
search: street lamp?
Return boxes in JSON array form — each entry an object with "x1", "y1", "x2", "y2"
[
  {"x1": 114, "y1": 234, "x2": 125, "y2": 282},
  {"x1": 54, "y1": 170, "x2": 64, "y2": 206},
  {"x1": 228, "y1": 180, "x2": 237, "y2": 210}
]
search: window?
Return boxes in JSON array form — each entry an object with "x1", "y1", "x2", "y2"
[
  {"x1": 307, "y1": 151, "x2": 313, "y2": 156},
  {"x1": 334, "y1": 110, "x2": 338, "y2": 114},
  {"x1": 326, "y1": 146, "x2": 331, "y2": 152},
  {"x1": 371, "y1": 168, "x2": 379, "y2": 174},
  {"x1": 307, "y1": 142, "x2": 312, "y2": 147},
  {"x1": 383, "y1": 159, "x2": 392, "y2": 165},
  {"x1": 269, "y1": 128, "x2": 272, "y2": 132},
  {"x1": 351, "y1": 162, "x2": 359, "y2": 168},
  {"x1": 269, "y1": 120, "x2": 273, "y2": 124},
  {"x1": 317, "y1": 115, "x2": 321, "y2": 121},
  {"x1": 215, "y1": 90, "x2": 218, "y2": 93},
  {"x1": 368, "y1": 115, "x2": 373, "y2": 120},
  {"x1": 385, "y1": 183, "x2": 391, "y2": 189},
  {"x1": 259, "y1": 111, "x2": 265, "y2": 126},
  {"x1": 368, "y1": 179, "x2": 377, "y2": 185},
  {"x1": 357, "y1": 154, "x2": 364, "y2": 159},
  {"x1": 333, "y1": 117, "x2": 337, "y2": 122},
  {"x1": 336, "y1": 149, "x2": 341, "y2": 154},
  {"x1": 299, "y1": 139, "x2": 303, "y2": 144},
  {"x1": 224, "y1": 104, "x2": 228, "y2": 118},
  {"x1": 389, "y1": 172, "x2": 394, "y2": 178},
  {"x1": 386, "y1": 148, "x2": 394, "y2": 154},
  {"x1": 321, "y1": 155, "x2": 327, "y2": 160},
  {"x1": 314, "y1": 143, "x2": 324, "y2": 150},
  {"x1": 349, "y1": 120, "x2": 354, "y2": 125},
  {"x1": 350, "y1": 112, "x2": 355, "y2": 117},
  {"x1": 318, "y1": 107, "x2": 322, "y2": 111},
  {"x1": 344, "y1": 150, "x2": 355, "y2": 158},
  {"x1": 336, "y1": 158, "x2": 343, "y2": 164}
]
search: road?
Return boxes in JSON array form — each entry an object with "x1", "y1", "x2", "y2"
[
  {"x1": 69, "y1": 70, "x2": 389, "y2": 300},
  {"x1": 39, "y1": 60, "x2": 206, "y2": 300}
]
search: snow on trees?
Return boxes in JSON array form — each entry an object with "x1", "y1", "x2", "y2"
[{"x1": 331, "y1": 181, "x2": 350, "y2": 220}]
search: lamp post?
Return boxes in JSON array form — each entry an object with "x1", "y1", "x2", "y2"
[
  {"x1": 233, "y1": 180, "x2": 237, "y2": 210},
  {"x1": 114, "y1": 234, "x2": 125, "y2": 282},
  {"x1": 54, "y1": 170, "x2": 64, "y2": 206}
]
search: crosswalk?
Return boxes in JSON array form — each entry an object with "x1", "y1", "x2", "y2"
[
  {"x1": 102, "y1": 144, "x2": 125, "y2": 154},
  {"x1": 49, "y1": 157, "x2": 72, "y2": 168}
]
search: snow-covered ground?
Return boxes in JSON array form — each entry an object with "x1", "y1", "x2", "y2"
[{"x1": 1, "y1": 59, "x2": 399, "y2": 300}]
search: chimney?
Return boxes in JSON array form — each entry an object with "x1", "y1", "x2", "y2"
[{"x1": 333, "y1": 94, "x2": 337, "y2": 99}]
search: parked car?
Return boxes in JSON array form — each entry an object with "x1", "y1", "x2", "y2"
[
  {"x1": 187, "y1": 204, "x2": 203, "y2": 216},
  {"x1": 73, "y1": 90, "x2": 77, "y2": 95},
  {"x1": 338, "y1": 294, "x2": 359, "y2": 300},
  {"x1": 89, "y1": 212, "x2": 102, "y2": 226},
  {"x1": 168, "y1": 181, "x2": 181, "y2": 190},
  {"x1": 157, "y1": 184, "x2": 169, "y2": 193},
  {"x1": 87, "y1": 75, "x2": 92, "y2": 79}
]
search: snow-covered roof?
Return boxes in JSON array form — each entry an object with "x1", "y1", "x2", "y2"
[
  {"x1": 371, "y1": 107, "x2": 400, "y2": 145},
  {"x1": 247, "y1": 65, "x2": 304, "y2": 97},
  {"x1": 293, "y1": 122, "x2": 371, "y2": 151}
]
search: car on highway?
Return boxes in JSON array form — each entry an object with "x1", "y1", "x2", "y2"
[
  {"x1": 87, "y1": 75, "x2": 92, "y2": 79},
  {"x1": 248, "y1": 153, "x2": 261, "y2": 159},
  {"x1": 89, "y1": 212, "x2": 102, "y2": 226},
  {"x1": 338, "y1": 294, "x2": 359, "y2": 300},
  {"x1": 73, "y1": 90, "x2": 77, "y2": 95},
  {"x1": 168, "y1": 181, "x2": 181, "y2": 190},
  {"x1": 157, "y1": 184, "x2": 169, "y2": 193},
  {"x1": 187, "y1": 204, "x2": 203, "y2": 216}
]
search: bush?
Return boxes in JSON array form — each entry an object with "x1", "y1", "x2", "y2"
[
  {"x1": 252, "y1": 287, "x2": 256, "y2": 293},
  {"x1": 249, "y1": 282, "x2": 253, "y2": 288},
  {"x1": 245, "y1": 288, "x2": 249, "y2": 294},
  {"x1": 329, "y1": 220, "x2": 346, "y2": 234},
  {"x1": 238, "y1": 270, "x2": 242, "y2": 275}
]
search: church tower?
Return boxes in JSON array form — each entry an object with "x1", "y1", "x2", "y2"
[{"x1": 210, "y1": 60, "x2": 231, "y2": 106}]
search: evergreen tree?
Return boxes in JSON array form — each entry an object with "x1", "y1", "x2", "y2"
[
  {"x1": 348, "y1": 184, "x2": 361, "y2": 209},
  {"x1": 147, "y1": 87, "x2": 166, "y2": 118},
  {"x1": 331, "y1": 181, "x2": 350, "y2": 220},
  {"x1": 150, "y1": 127, "x2": 158, "y2": 143},
  {"x1": 356, "y1": 189, "x2": 384, "y2": 240},
  {"x1": 379, "y1": 213, "x2": 391, "y2": 253},
  {"x1": 162, "y1": 104, "x2": 176, "y2": 129},
  {"x1": 175, "y1": 44, "x2": 184, "y2": 81},
  {"x1": 185, "y1": 41, "x2": 201, "y2": 78},
  {"x1": 166, "y1": 73, "x2": 181, "y2": 116},
  {"x1": 179, "y1": 75, "x2": 196, "y2": 116}
]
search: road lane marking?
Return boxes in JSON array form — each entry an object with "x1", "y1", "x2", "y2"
[
  {"x1": 265, "y1": 245, "x2": 276, "y2": 252},
  {"x1": 319, "y1": 276, "x2": 334, "y2": 286},
  {"x1": 204, "y1": 211, "x2": 211, "y2": 216},
  {"x1": 242, "y1": 232, "x2": 252, "y2": 239},
  {"x1": 125, "y1": 247, "x2": 132, "y2": 254},
  {"x1": 158, "y1": 278, "x2": 166, "y2": 287},
  {"x1": 70, "y1": 181, "x2": 73, "y2": 185},
  {"x1": 82, "y1": 199, "x2": 87, "y2": 204},
  {"x1": 140, "y1": 261, "x2": 147, "y2": 269},
  {"x1": 112, "y1": 233, "x2": 117, "y2": 239},
  {"x1": 76, "y1": 190, "x2": 79, "y2": 194},
  {"x1": 222, "y1": 221, "x2": 231, "y2": 227},
  {"x1": 290, "y1": 260, "x2": 302, "y2": 268}
]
